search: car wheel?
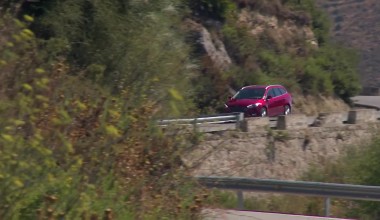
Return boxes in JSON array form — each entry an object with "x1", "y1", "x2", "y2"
[
  {"x1": 260, "y1": 108, "x2": 267, "y2": 117},
  {"x1": 284, "y1": 105, "x2": 291, "y2": 115}
]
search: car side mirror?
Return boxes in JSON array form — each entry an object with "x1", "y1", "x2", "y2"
[{"x1": 266, "y1": 95, "x2": 272, "y2": 100}]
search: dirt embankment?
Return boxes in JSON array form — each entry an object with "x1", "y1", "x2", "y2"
[{"x1": 292, "y1": 94, "x2": 349, "y2": 116}]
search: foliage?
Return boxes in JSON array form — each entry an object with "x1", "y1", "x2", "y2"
[
  {"x1": 284, "y1": 0, "x2": 330, "y2": 45},
  {"x1": 217, "y1": 0, "x2": 360, "y2": 104},
  {"x1": 188, "y1": 0, "x2": 236, "y2": 20},
  {"x1": 0, "y1": 12, "x2": 202, "y2": 219},
  {"x1": 6, "y1": 0, "x2": 360, "y2": 116},
  {"x1": 208, "y1": 138, "x2": 380, "y2": 219},
  {"x1": 0, "y1": 0, "x2": 365, "y2": 218},
  {"x1": 299, "y1": 137, "x2": 380, "y2": 219},
  {"x1": 20, "y1": 0, "x2": 196, "y2": 117},
  {"x1": 205, "y1": 189, "x2": 327, "y2": 217}
]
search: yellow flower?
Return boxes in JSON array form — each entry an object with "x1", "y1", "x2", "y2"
[
  {"x1": 6, "y1": 42, "x2": 14, "y2": 47},
  {"x1": 15, "y1": 19, "x2": 25, "y2": 28},
  {"x1": 76, "y1": 101, "x2": 87, "y2": 111},
  {"x1": 36, "y1": 95, "x2": 49, "y2": 103},
  {"x1": 169, "y1": 88, "x2": 183, "y2": 101},
  {"x1": 105, "y1": 125, "x2": 121, "y2": 138},
  {"x1": 1, "y1": 134, "x2": 14, "y2": 142},
  {"x1": 22, "y1": 83, "x2": 33, "y2": 91},
  {"x1": 22, "y1": 29, "x2": 34, "y2": 37},
  {"x1": 12, "y1": 34, "x2": 22, "y2": 42},
  {"x1": 35, "y1": 68, "x2": 45, "y2": 74},
  {"x1": 20, "y1": 32, "x2": 32, "y2": 40},
  {"x1": 23, "y1": 15, "x2": 34, "y2": 22},
  {"x1": 13, "y1": 120, "x2": 25, "y2": 126},
  {"x1": 13, "y1": 179, "x2": 24, "y2": 188}
]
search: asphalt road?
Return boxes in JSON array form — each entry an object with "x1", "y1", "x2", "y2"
[
  {"x1": 203, "y1": 209, "x2": 352, "y2": 220},
  {"x1": 351, "y1": 96, "x2": 380, "y2": 109}
]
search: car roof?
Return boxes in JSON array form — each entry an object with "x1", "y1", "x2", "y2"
[{"x1": 242, "y1": 85, "x2": 283, "y2": 89}]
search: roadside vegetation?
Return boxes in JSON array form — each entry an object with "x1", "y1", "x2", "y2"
[
  {"x1": 0, "y1": 1, "x2": 203, "y2": 219},
  {"x1": 206, "y1": 138, "x2": 380, "y2": 220},
  {"x1": 301, "y1": 138, "x2": 380, "y2": 220},
  {"x1": 0, "y1": 0, "x2": 366, "y2": 219}
]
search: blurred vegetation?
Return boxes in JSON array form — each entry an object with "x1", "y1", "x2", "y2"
[
  {"x1": 0, "y1": 0, "x2": 365, "y2": 218},
  {"x1": 300, "y1": 137, "x2": 380, "y2": 220},
  {"x1": 0, "y1": 3, "x2": 205, "y2": 219},
  {"x1": 206, "y1": 137, "x2": 380, "y2": 219},
  {"x1": 188, "y1": 0, "x2": 236, "y2": 20},
  {"x1": 205, "y1": 189, "x2": 329, "y2": 217}
]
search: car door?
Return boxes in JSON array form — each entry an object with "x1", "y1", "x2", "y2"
[
  {"x1": 274, "y1": 87, "x2": 286, "y2": 115},
  {"x1": 266, "y1": 88, "x2": 278, "y2": 116}
]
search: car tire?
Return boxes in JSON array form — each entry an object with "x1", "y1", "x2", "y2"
[
  {"x1": 284, "y1": 105, "x2": 291, "y2": 115},
  {"x1": 260, "y1": 108, "x2": 267, "y2": 117}
]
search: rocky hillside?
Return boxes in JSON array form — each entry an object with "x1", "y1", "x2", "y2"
[
  {"x1": 187, "y1": 0, "x2": 359, "y2": 114},
  {"x1": 316, "y1": 0, "x2": 380, "y2": 87},
  {"x1": 0, "y1": 1, "x2": 373, "y2": 218}
]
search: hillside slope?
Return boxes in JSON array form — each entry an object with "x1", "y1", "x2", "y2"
[
  {"x1": 187, "y1": 0, "x2": 358, "y2": 114},
  {"x1": 316, "y1": 0, "x2": 380, "y2": 87}
]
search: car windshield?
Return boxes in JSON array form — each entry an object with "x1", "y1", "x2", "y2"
[{"x1": 233, "y1": 88, "x2": 265, "y2": 100}]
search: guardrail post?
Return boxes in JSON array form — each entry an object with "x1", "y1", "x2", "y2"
[
  {"x1": 193, "y1": 118, "x2": 198, "y2": 132},
  {"x1": 236, "y1": 191, "x2": 244, "y2": 210},
  {"x1": 324, "y1": 197, "x2": 331, "y2": 217},
  {"x1": 235, "y1": 113, "x2": 244, "y2": 130}
]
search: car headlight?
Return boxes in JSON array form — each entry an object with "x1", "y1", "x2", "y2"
[{"x1": 247, "y1": 103, "x2": 262, "y2": 108}]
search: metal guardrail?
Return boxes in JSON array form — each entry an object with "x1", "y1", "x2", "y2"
[
  {"x1": 158, "y1": 109, "x2": 380, "y2": 132},
  {"x1": 157, "y1": 112, "x2": 244, "y2": 125},
  {"x1": 197, "y1": 176, "x2": 380, "y2": 217},
  {"x1": 157, "y1": 112, "x2": 245, "y2": 132}
]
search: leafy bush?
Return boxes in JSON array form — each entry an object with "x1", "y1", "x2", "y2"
[
  {"x1": 217, "y1": 0, "x2": 360, "y2": 104},
  {"x1": 188, "y1": 0, "x2": 236, "y2": 20},
  {"x1": 300, "y1": 137, "x2": 380, "y2": 219},
  {"x1": 284, "y1": 0, "x2": 330, "y2": 45},
  {"x1": 0, "y1": 11, "x2": 203, "y2": 220},
  {"x1": 19, "y1": 0, "x2": 196, "y2": 117},
  {"x1": 206, "y1": 189, "x2": 328, "y2": 217}
]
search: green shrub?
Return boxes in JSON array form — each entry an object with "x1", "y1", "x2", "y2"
[
  {"x1": 219, "y1": 2, "x2": 359, "y2": 102},
  {"x1": 300, "y1": 137, "x2": 380, "y2": 219},
  {"x1": 188, "y1": 0, "x2": 236, "y2": 20},
  {"x1": 284, "y1": 0, "x2": 330, "y2": 45},
  {"x1": 0, "y1": 12, "x2": 202, "y2": 220}
]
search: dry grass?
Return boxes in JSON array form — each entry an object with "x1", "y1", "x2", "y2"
[{"x1": 292, "y1": 94, "x2": 349, "y2": 116}]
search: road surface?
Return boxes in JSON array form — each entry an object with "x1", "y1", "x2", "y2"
[
  {"x1": 203, "y1": 209, "x2": 354, "y2": 220},
  {"x1": 351, "y1": 96, "x2": 380, "y2": 109}
]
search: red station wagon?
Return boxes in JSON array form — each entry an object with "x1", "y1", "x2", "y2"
[{"x1": 224, "y1": 85, "x2": 292, "y2": 117}]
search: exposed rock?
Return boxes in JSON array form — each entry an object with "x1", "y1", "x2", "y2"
[
  {"x1": 238, "y1": 9, "x2": 318, "y2": 49},
  {"x1": 185, "y1": 19, "x2": 232, "y2": 72}
]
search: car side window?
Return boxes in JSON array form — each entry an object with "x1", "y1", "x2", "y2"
[
  {"x1": 274, "y1": 88, "x2": 282, "y2": 96},
  {"x1": 267, "y1": 89, "x2": 276, "y2": 98},
  {"x1": 279, "y1": 87, "x2": 287, "y2": 94}
]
